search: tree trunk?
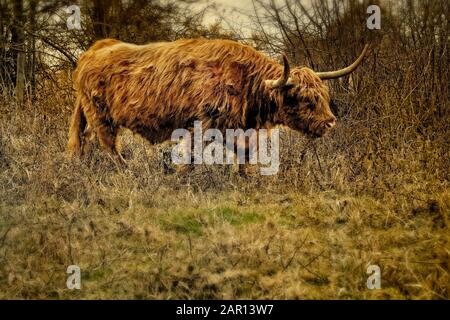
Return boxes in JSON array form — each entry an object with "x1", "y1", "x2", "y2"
[
  {"x1": 29, "y1": 0, "x2": 37, "y2": 99},
  {"x1": 13, "y1": 0, "x2": 26, "y2": 105},
  {"x1": 92, "y1": 0, "x2": 111, "y2": 40}
]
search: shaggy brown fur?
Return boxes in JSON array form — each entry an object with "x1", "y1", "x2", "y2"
[{"x1": 67, "y1": 38, "x2": 336, "y2": 162}]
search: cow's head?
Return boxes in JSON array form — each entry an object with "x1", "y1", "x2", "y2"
[{"x1": 265, "y1": 45, "x2": 368, "y2": 138}]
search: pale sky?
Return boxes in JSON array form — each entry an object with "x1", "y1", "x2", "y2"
[
  {"x1": 190, "y1": 0, "x2": 312, "y2": 39},
  {"x1": 192, "y1": 0, "x2": 255, "y2": 23},
  {"x1": 190, "y1": 0, "x2": 255, "y2": 36}
]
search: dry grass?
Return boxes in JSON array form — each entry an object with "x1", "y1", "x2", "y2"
[{"x1": 0, "y1": 77, "x2": 448, "y2": 300}]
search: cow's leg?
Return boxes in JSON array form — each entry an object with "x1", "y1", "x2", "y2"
[
  {"x1": 84, "y1": 94, "x2": 125, "y2": 166},
  {"x1": 81, "y1": 123, "x2": 95, "y2": 156},
  {"x1": 176, "y1": 134, "x2": 195, "y2": 175},
  {"x1": 114, "y1": 128, "x2": 129, "y2": 160},
  {"x1": 67, "y1": 95, "x2": 87, "y2": 157},
  {"x1": 225, "y1": 130, "x2": 258, "y2": 176},
  {"x1": 236, "y1": 144, "x2": 251, "y2": 176},
  {"x1": 239, "y1": 131, "x2": 259, "y2": 176},
  {"x1": 96, "y1": 121, "x2": 125, "y2": 166}
]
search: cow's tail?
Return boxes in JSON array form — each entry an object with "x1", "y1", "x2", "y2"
[{"x1": 67, "y1": 96, "x2": 86, "y2": 157}]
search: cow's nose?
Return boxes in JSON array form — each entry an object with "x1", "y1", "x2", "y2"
[{"x1": 325, "y1": 118, "x2": 336, "y2": 129}]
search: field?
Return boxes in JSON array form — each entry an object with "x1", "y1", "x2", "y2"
[{"x1": 0, "y1": 82, "x2": 448, "y2": 299}]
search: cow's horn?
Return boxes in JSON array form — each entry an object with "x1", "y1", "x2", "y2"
[
  {"x1": 265, "y1": 54, "x2": 291, "y2": 88},
  {"x1": 316, "y1": 45, "x2": 369, "y2": 80}
]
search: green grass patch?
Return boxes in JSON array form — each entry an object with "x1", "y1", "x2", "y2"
[
  {"x1": 214, "y1": 206, "x2": 265, "y2": 226},
  {"x1": 159, "y1": 213, "x2": 204, "y2": 235}
]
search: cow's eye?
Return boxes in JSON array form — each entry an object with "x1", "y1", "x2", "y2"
[{"x1": 299, "y1": 96, "x2": 313, "y2": 109}]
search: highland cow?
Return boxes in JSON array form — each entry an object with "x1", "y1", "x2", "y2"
[{"x1": 67, "y1": 38, "x2": 367, "y2": 165}]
